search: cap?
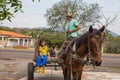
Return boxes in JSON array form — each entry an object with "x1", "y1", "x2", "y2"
[{"x1": 66, "y1": 13, "x2": 72, "y2": 18}]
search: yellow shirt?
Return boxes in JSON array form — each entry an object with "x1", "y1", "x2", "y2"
[{"x1": 39, "y1": 46, "x2": 48, "y2": 55}]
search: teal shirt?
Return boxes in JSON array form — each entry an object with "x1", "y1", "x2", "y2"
[{"x1": 66, "y1": 19, "x2": 79, "y2": 38}]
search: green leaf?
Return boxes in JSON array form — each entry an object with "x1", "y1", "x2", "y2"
[
  {"x1": 19, "y1": 4, "x2": 22, "y2": 8},
  {"x1": 14, "y1": 9, "x2": 18, "y2": 13},
  {"x1": 1, "y1": 0, "x2": 40, "y2": 22},
  {"x1": 14, "y1": 7, "x2": 18, "y2": 10},
  {"x1": 7, "y1": 16, "x2": 12, "y2": 22}
]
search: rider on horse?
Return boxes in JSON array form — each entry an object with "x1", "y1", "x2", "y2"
[
  {"x1": 58, "y1": 13, "x2": 80, "y2": 62},
  {"x1": 66, "y1": 13, "x2": 80, "y2": 40}
]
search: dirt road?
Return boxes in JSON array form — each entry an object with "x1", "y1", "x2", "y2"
[{"x1": 0, "y1": 49, "x2": 120, "y2": 80}]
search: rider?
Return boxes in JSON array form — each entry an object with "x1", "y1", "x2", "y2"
[
  {"x1": 36, "y1": 40, "x2": 50, "y2": 73},
  {"x1": 66, "y1": 13, "x2": 80, "y2": 40},
  {"x1": 58, "y1": 13, "x2": 80, "y2": 61}
]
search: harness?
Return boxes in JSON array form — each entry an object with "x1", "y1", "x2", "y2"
[
  {"x1": 66, "y1": 36, "x2": 92, "y2": 65},
  {"x1": 67, "y1": 32, "x2": 105, "y2": 66},
  {"x1": 61, "y1": 32, "x2": 105, "y2": 80},
  {"x1": 66, "y1": 37, "x2": 93, "y2": 80}
]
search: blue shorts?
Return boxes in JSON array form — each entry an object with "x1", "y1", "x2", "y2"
[{"x1": 36, "y1": 55, "x2": 48, "y2": 67}]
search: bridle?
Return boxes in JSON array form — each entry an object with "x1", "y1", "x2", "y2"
[
  {"x1": 68, "y1": 32, "x2": 105, "y2": 66},
  {"x1": 62, "y1": 32, "x2": 105, "y2": 80}
]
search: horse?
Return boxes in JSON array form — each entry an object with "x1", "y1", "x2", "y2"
[{"x1": 59, "y1": 25, "x2": 105, "y2": 80}]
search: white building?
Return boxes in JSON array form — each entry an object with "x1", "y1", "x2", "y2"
[{"x1": 0, "y1": 30, "x2": 34, "y2": 48}]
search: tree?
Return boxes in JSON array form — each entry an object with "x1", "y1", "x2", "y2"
[
  {"x1": 0, "y1": 0, "x2": 40, "y2": 22},
  {"x1": 45, "y1": 0, "x2": 102, "y2": 32},
  {"x1": 41, "y1": 32, "x2": 65, "y2": 45},
  {"x1": 0, "y1": 25, "x2": 66, "y2": 45},
  {"x1": 0, "y1": 0, "x2": 22, "y2": 22},
  {"x1": 0, "y1": 26, "x2": 13, "y2": 31},
  {"x1": 103, "y1": 31, "x2": 120, "y2": 54}
]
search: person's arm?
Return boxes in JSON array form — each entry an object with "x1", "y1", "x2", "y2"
[
  {"x1": 39, "y1": 52, "x2": 44, "y2": 59},
  {"x1": 67, "y1": 24, "x2": 80, "y2": 33},
  {"x1": 47, "y1": 51, "x2": 50, "y2": 57},
  {"x1": 46, "y1": 46, "x2": 50, "y2": 57}
]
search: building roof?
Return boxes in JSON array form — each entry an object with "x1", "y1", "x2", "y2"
[{"x1": 0, "y1": 30, "x2": 32, "y2": 38}]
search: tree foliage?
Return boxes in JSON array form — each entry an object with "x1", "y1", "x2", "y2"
[
  {"x1": 1, "y1": 26, "x2": 120, "y2": 54},
  {"x1": 104, "y1": 32, "x2": 120, "y2": 54},
  {"x1": 41, "y1": 32, "x2": 65, "y2": 45},
  {"x1": 104, "y1": 41, "x2": 120, "y2": 54},
  {"x1": 0, "y1": 26, "x2": 65, "y2": 45},
  {"x1": 0, "y1": 0, "x2": 40, "y2": 22},
  {"x1": 0, "y1": 0, "x2": 23, "y2": 22},
  {"x1": 45, "y1": 0, "x2": 101, "y2": 32}
]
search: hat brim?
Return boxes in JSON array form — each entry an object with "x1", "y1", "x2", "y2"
[{"x1": 66, "y1": 16, "x2": 72, "y2": 18}]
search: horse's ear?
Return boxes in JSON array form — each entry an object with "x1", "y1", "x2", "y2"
[
  {"x1": 99, "y1": 26, "x2": 105, "y2": 33},
  {"x1": 89, "y1": 25, "x2": 93, "y2": 33}
]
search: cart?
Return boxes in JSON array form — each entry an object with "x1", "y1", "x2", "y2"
[{"x1": 28, "y1": 56, "x2": 60, "y2": 80}]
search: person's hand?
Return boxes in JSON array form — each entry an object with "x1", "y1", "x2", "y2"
[
  {"x1": 67, "y1": 30, "x2": 73, "y2": 33},
  {"x1": 48, "y1": 55, "x2": 51, "y2": 58}
]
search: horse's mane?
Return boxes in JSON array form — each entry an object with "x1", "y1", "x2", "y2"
[
  {"x1": 76, "y1": 29, "x2": 100, "y2": 47},
  {"x1": 76, "y1": 32, "x2": 88, "y2": 48}
]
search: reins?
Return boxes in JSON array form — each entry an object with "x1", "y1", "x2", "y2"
[
  {"x1": 68, "y1": 32, "x2": 105, "y2": 66},
  {"x1": 65, "y1": 32, "x2": 105, "y2": 80},
  {"x1": 67, "y1": 35, "x2": 92, "y2": 65}
]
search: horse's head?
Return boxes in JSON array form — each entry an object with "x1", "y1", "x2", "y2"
[{"x1": 88, "y1": 25, "x2": 105, "y2": 66}]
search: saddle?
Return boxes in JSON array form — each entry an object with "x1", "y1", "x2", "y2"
[{"x1": 58, "y1": 38, "x2": 77, "y2": 59}]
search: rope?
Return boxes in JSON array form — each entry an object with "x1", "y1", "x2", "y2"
[
  {"x1": 67, "y1": 34, "x2": 96, "y2": 68},
  {"x1": 69, "y1": 53, "x2": 73, "y2": 80},
  {"x1": 59, "y1": 31, "x2": 106, "y2": 80}
]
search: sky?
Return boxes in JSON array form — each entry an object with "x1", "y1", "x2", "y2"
[{"x1": 1, "y1": 0, "x2": 120, "y2": 34}]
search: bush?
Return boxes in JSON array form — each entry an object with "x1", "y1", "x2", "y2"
[{"x1": 104, "y1": 41, "x2": 120, "y2": 54}]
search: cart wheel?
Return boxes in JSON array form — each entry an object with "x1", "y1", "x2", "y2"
[{"x1": 28, "y1": 63, "x2": 34, "y2": 80}]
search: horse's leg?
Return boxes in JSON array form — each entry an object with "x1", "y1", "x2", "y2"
[
  {"x1": 63, "y1": 68, "x2": 67, "y2": 80},
  {"x1": 72, "y1": 72, "x2": 76, "y2": 80},
  {"x1": 60, "y1": 63, "x2": 67, "y2": 80},
  {"x1": 67, "y1": 66, "x2": 72, "y2": 80},
  {"x1": 75, "y1": 71, "x2": 82, "y2": 80},
  {"x1": 76, "y1": 68, "x2": 83, "y2": 80}
]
